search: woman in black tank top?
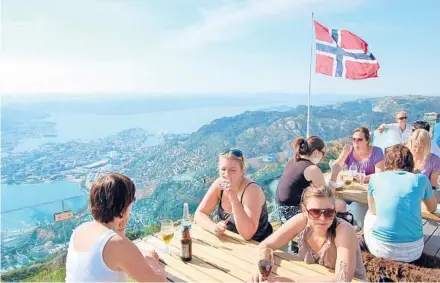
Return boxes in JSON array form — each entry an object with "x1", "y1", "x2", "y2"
[
  {"x1": 276, "y1": 136, "x2": 326, "y2": 225},
  {"x1": 195, "y1": 149, "x2": 273, "y2": 242}
]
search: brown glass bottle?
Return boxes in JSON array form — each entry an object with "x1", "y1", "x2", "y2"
[{"x1": 180, "y1": 225, "x2": 192, "y2": 261}]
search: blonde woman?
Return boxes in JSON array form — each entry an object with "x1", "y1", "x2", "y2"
[
  {"x1": 252, "y1": 185, "x2": 366, "y2": 282},
  {"x1": 408, "y1": 129, "x2": 440, "y2": 187},
  {"x1": 195, "y1": 149, "x2": 273, "y2": 241}
]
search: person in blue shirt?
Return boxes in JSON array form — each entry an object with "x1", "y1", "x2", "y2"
[{"x1": 364, "y1": 144, "x2": 437, "y2": 262}]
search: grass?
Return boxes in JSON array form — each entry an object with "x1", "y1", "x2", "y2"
[{"x1": 1, "y1": 224, "x2": 161, "y2": 282}]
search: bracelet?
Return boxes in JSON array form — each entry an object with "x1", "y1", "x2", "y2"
[{"x1": 329, "y1": 181, "x2": 340, "y2": 188}]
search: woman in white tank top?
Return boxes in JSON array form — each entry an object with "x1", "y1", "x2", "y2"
[{"x1": 65, "y1": 173, "x2": 167, "y2": 282}]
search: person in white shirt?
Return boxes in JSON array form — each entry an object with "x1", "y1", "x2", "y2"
[
  {"x1": 65, "y1": 173, "x2": 167, "y2": 282},
  {"x1": 377, "y1": 111, "x2": 412, "y2": 144}
]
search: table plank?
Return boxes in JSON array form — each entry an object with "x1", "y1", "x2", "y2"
[
  {"x1": 330, "y1": 180, "x2": 440, "y2": 221},
  {"x1": 192, "y1": 225, "x2": 340, "y2": 278},
  {"x1": 163, "y1": 229, "x2": 252, "y2": 281},
  {"x1": 423, "y1": 221, "x2": 440, "y2": 256},
  {"x1": 138, "y1": 237, "x2": 224, "y2": 282}
]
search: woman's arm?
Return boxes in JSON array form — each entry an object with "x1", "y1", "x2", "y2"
[
  {"x1": 229, "y1": 183, "x2": 264, "y2": 240},
  {"x1": 335, "y1": 144, "x2": 351, "y2": 167},
  {"x1": 430, "y1": 172, "x2": 440, "y2": 187},
  {"x1": 375, "y1": 160, "x2": 385, "y2": 173},
  {"x1": 259, "y1": 213, "x2": 306, "y2": 250},
  {"x1": 367, "y1": 194, "x2": 376, "y2": 215},
  {"x1": 194, "y1": 178, "x2": 222, "y2": 233},
  {"x1": 268, "y1": 223, "x2": 359, "y2": 283},
  {"x1": 106, "y1": 236, "x2": 167, "y2": 282},
  {"x1": 304, "y1": 165, "x2": 325, "y2": 187}
]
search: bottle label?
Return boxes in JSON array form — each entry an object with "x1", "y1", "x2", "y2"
[{"x1": 181, "y1": 243, "x2": 190, "y2": 259}]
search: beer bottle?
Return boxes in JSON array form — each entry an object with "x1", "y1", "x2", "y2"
[{"x1": 181, "y1": 224, "x2": 192, "y2": 261}]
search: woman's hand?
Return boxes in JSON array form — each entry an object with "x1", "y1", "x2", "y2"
[{"x1": 213, "y1": 218, "x2": 230, "y2": 236}]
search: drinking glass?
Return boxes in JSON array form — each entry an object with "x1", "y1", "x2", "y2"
[
  {"x1": 349, "y1": 163, "x2": 358, "y2": 178},
  {"x1": 258, "y1": 247, "x2": 274, "y2": 282},
  {"x1": 160, "y1": 219, "x2": 174, "y2": 255},
  {"x1": 358, "y1": 169, "x2": 366, "y2": 185}
]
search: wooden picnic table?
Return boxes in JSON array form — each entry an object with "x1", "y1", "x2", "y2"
[
  {"x1": 324, "y1": 173, "x2": 440, "y2": 222},
  {"x1": 135, "y1": 223, "x2": 361, "y2": 282}
]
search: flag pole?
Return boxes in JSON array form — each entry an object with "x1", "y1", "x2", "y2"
[{"x1": 306, "y1": 12, "x2": 314, "y2": 138}]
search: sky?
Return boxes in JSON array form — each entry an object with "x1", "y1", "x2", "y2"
[{"x1": 1, "y1": 0, "x2": 440, "y2": 100}]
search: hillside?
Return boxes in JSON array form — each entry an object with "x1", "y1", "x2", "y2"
[{"x1": 129, "y1": 95, "x2": 440, "y2": 228}]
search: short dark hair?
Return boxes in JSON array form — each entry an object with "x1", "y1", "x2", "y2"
[
  {"x1": 384, "y1": 144, "x2": 414, "y2": 172},
  {"x1": 353, "y1": 127, "x2": 371, "y2": 143},
  {"x1": 412, "y1": 121, "x2": 430, "y2": 132},
  {"x1": 89, "y1": 173, "x2": 136, "y2": 223}
]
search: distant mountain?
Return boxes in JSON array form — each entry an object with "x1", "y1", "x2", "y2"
[{"x1": 130, "y1": 95, "x2": 440, "y2": 226}]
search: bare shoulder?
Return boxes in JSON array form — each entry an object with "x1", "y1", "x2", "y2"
[
  {"x1": 306, "y1": 164, "x2": 323, "y2": 174},
  {"x1": 242, "y1": 181, "x2": 265, "y2": 202},
  {"x1": 335, "y1": 221, "x2": 357, "y2": 242}
]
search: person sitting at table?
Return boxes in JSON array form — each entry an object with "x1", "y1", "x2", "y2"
[
  {"x1": 333, "y1": 127, "x2": 385, "y2": 229},
  {"x1": 194, "y1": 148, "x2": 273, "y2": 242},
  {"x1": 276, "y1": 136, "x2": 327, "y2": 224},
  {"x1": 411, "y1": 120, "x2": 440, "y2": 157},
  {"x1": 253, "y1": 185, "x2": 367, "y2": 282},
  {"x1": 65, "y1": 173, "x2": 167, "y2": 282},
  {"x1": 408, "y1": 129, "x2": 440, "y2": 188},
  {"x1": 364, "y1": 144, "x2": 437, "y2": 262}
]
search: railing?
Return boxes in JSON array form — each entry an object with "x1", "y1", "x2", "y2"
[{"x1": 0, "y1": 194, "x2": 90, "y2": 273}]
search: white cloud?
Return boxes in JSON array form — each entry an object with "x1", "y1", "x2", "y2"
[{"x1": 162, "y1": 0, "x2": 365, "y2": 50}]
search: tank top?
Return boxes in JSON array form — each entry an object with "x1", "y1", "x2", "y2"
[
  {"x1": 65, "y1": 223, "x2": 126, "y2": 282},
  {"x1": 297, "y1": 218, "x2": 367, "y2": 281},
  {"x1": 276, "y1": 158, "x2": 313, "y2": 206},
  {"x1": 217, "y1": 182, "x2": 273, "y2": 242}
]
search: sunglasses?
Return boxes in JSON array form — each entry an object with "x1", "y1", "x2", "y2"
[
  {"x1": 221, "y1": 148, "x2": 243, "y2": 158},
  {"x1": 397, "y1": 117, "x2": 407, "y2": 120},
  {"x1": 352, "y1": 138, "x2": 364, "y2": 142},
  {"x1": 305, "y1": 208, "x2": 336, "y2": 220}
]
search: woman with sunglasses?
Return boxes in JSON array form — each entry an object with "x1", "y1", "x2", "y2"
[
  {"x1": 253, "y1": 185, "x2": 366, "y2": 282},
  {"x1": 195, "y1": 149, "x2": 273, "y2": 241},
  {"x1": 65, "y1": 173, "x2": 166, "y2": 282},
  {"x1": 333, "y1": 127, "x2": 385, "y2": 229},
  {"x1": 377, "y1": 111, "x2": 412, "y2": 145}
]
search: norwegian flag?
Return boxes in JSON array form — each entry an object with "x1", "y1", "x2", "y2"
[{"x1": 314, "y1": 20, "x2": 379, "y2": 80}]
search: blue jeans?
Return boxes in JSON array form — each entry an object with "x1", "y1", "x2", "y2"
[{"x1": 347, "y1": 202, "x2": 368, "y2": 229}]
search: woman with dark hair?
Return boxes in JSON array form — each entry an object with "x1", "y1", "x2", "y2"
[
  {"x1": 276, "y1": 136, "x2": 327, "y2": 224},
  {"x1": 65, "y1": 173, "x2": 167, "y2": 282},
  {"x1": 195, "y1": 149, "x2": 273, "y2": 241},
  {"x1": 365, "y1": 145, "x2": 437, "y2": 262},
  {"x1": 253, "y1": 185, "x2": 367, "y2": 282},
  {"x1": 333, "y1": 127, "x2": 385, "y2": 229},
  {"x1": 335, "y1": 127, "x2": 385, "y2": 180}
]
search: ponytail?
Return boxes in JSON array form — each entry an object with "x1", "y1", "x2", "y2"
[
  {"x1": 292, "y1": 136, "x2": 325, "y2": 162},
  {"x1": 293, "y1": 137, "x2": 310, "y2": 161}
]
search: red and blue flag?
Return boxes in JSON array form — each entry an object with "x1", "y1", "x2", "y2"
[{"x1": 314, "y1": 20, "x2": 379, "y2": 80}]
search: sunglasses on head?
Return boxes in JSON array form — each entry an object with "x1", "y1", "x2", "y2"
[
  {"x1": 221, "y1": 148, "x2": 243, "y2": 158},
  {"x1": 397, "y1": 116, "x2": 407, "y2": 120},
  {"x1": 305, "y1": 208, "x2": 336, "y2": 220}
]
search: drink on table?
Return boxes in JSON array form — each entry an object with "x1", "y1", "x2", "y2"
[
  {"x1": 180, "y1": 222, "x2": 192, "y2": 261},
  {"x1": 160, "y1": 219, "x2": 174, "y2": 254},
  {"x1": 182, "y1": 202, "x2": 191, "y2": 231},
  {"x1": 343, "y1": 174, "x2": 353, "y2": 186},
  {"x1": 258, "y1": 247, "x2": 273, "y2": 282}
]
